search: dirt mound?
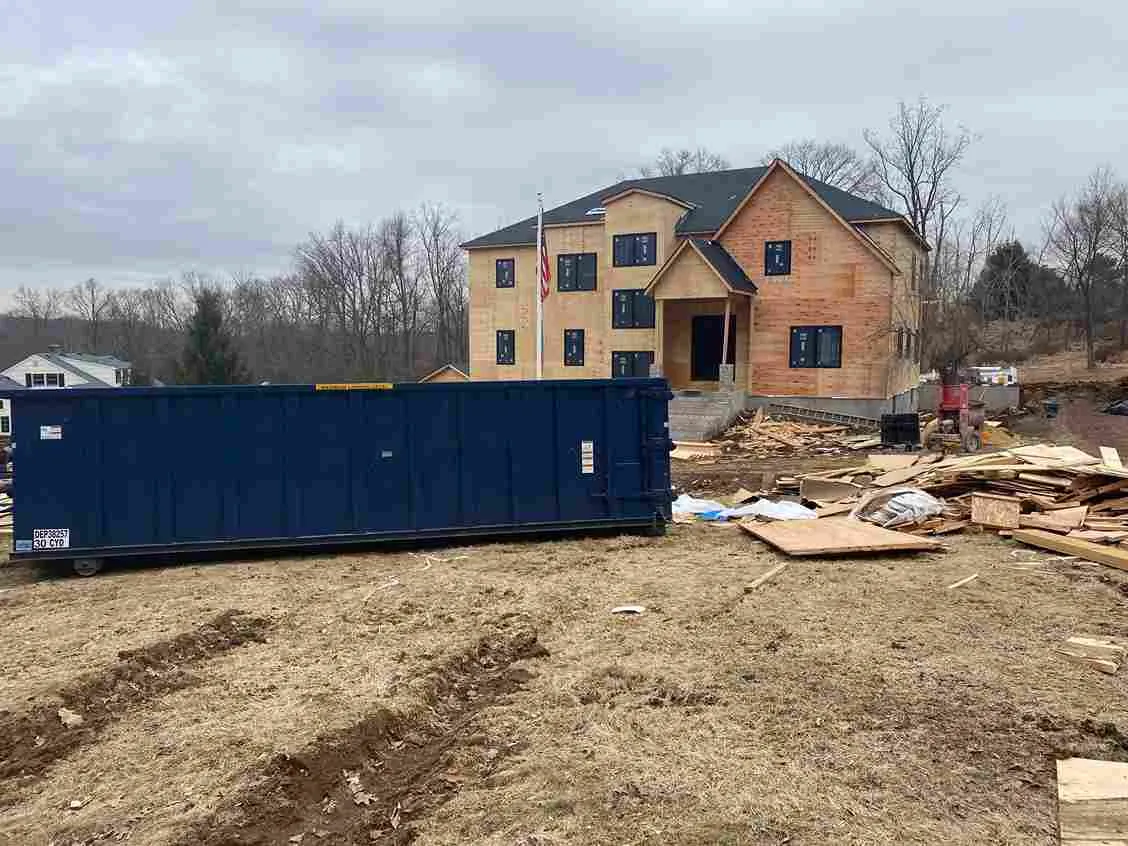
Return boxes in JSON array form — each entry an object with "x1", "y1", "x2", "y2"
[
  {"x1": 0, "y1": 609, "x2": 271, "y2": 789},
  {"x1": 177, "y1": 621, "x2": 548, "y2": 846}
]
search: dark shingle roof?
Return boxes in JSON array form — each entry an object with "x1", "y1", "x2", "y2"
[
  {"x1": 690, "y1": 239, "x2": 758, "y2": 294},
  {"x1": 462, "y1": 166, "x2": 907, "y2": 249}
]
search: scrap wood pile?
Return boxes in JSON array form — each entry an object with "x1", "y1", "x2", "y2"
[
  {"x1": 0, "y1": 492, "x2": 10, "y2": 533},
  {"x1": 675, "y1": 442, "x2": 1128, "y2": 569},
  {"x1": 679, "y1": 407, "x2": 879, "y2": 459}
]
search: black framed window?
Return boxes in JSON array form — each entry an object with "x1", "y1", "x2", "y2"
[
  {"x1": 496, "y1": 329, "x2": 515, "y2": 365},
  {"x1": 557, "y1": 253, "x2": 597, "y2": 291},
  {"x1": 0, "y1": 416, "x2": 8, "y2": 434},
  {"x1": 495, "y1": 258, "x2": 515, "y2": 288},
  {"x1": 790, "y1": 326, "x2": 842, "y2": 368},
  {"x1": 765, "y1": 240, "x2": 792, "y2": 276},
  {"x1": 564, "y1": 329, "x2": 585, "y2": 366},
  {"x1": 612, "y1": 233, "x2": 657, "y2": 267},
  {"x1": 612, "y1": 289, "x2": 656, "y2": 328},
  {"x1": 612, "y1": 350, "x2": 654, "y2": 378}
]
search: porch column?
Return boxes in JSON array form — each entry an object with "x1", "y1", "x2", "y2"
[
  {"x1": 720, "y1": 296, "x2": 731, "y2": 364},
  {"x1": 652, "y1": 298, "x2": 664, "y2": 376},
  {"x1": 719, "y1": 296, "x2": 735, "y2": 392}
]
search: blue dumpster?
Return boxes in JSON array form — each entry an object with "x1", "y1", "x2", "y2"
[{"x1": 1, "y1": 379, "x2": 672, "y2": 572}]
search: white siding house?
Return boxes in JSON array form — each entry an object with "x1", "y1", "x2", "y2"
[{"x1": 0, "y1": 351, "x2": 132, "y2": 436}]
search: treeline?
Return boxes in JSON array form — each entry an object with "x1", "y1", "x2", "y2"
[{"x1": 1, "y1": 204, "x2": 468, "y2": 384}]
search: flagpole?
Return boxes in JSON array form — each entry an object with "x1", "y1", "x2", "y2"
[{"x1": 535, "y1": 193, "x2": 544, "y2": 380}]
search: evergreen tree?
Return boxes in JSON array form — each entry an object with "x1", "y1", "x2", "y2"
[{"x1": 177, "y1": 288, "x2": 248, "y2": 384}]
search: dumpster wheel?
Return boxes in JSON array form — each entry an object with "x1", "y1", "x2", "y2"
[{"x1": 72, "y1": 557, "x2": 104, "y2": 577}]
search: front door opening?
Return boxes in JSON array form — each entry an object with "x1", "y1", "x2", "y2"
[{"x1": 690, "y1": 314, "x2": 736, "y2": 381}]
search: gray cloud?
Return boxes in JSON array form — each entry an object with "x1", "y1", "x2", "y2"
[{"x1": 2, "y1": 0, "x2": 1126, "y2": 303}]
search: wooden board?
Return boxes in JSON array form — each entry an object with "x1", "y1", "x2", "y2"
[
  {"x1": 1012, "y1": 529, "x2": 1128, "y2": 573},
  {"x1": 1016, "y1": 472, "x2": 1074, "y2": 489},
  {"x1": 867, "y1": 454, "x2": 919, "y2": 472},
  {"x1": 1101, "y1": 446, "x2": 1125, "y2": 470},
  {"x1": 872, "y1": 464, "x2": 933, "y2": 488},
  {"x1": 1057, "y1": 757, "x2": 1128, "y2": 846},
  {"x1": 971, "y1": 493, "x2": 1021, "y2": 529},
  {"x1": 799, "y1": 478, "x2": 861, "y2": 503},
  {"x1": 739, "y1": 517, "x2": 940, "y2": 556},
  {"x1": 1012, "y1": 444, "x2": 1101, "y2": 465},
  {"x1": 814, "y1": 502, "x2": 857, "y2": 518}
]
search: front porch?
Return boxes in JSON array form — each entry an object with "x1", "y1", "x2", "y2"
[
  {"x1": 644, "y1": 237, "x2": 757, "y2": 395},
  {"x1": 643, "y1": 238, "x2": 758, "y2": 440}
]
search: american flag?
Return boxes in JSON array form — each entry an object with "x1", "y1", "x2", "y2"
[{"x1": 538, "y1": 211, "x2": 550, "y2": 301}]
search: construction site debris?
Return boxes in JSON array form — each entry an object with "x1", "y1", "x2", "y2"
[
  {"x1": 946, "y1": 573, "x2": 980, "y2": 590},
  {"x1": 1058, "y1": 635, "x2": 1126, "y2": 674},
  {"x1": 738, "y1": 516, "x2": 941, "y2": 556},
  {"x1": 709, "y1": 410, "x2": 878, "y2": 457},
  {"x1": 1057, "y1": 758, "x2": 1128, "y2": 845},
  {"x1": 610, "y1": 605, "x2": 646, "y2": 615},
  {"x1": 851, "y1": 488, "x2": 946, "y2": 529},
  {"x1": 743, "y1": 562, "x2": 789, "y2": 592}
]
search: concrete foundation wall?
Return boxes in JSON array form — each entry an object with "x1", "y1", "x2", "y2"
[
  {"x1": 917, "y1": 384, "x2": 1019, "y2": 414},
  {"x1": 745, "y1": 386, "x2": 919, "y2": 420}
]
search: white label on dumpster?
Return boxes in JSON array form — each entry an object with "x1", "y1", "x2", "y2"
[
  {"x1": 33, "y1": 529, "x2": 70, "y2": 550},
  {"x1": 40, "y1": 425, "x2": 62, "y2": 440},
  {"x1": 580, "y1": 440, "x2": 594, "y2": 474}
]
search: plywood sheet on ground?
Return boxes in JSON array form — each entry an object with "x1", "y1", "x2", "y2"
[
  {"x1": 1057, "y1": 757, "x2": 1128, "y2": 845},
  {"x1": 739, "y1": 516, "x2": 940, "y2": 556}
]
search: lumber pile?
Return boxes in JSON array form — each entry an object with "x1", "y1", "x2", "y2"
[
  {"x1": 0, "y1": 492, "x2": 10, "y2": 533},
  {"x1": 785, "y1": 444, "x2": 1128, "y2": 540},
  {"x1": 713, "y1": 409, "x2": 878, "y2": 457}
]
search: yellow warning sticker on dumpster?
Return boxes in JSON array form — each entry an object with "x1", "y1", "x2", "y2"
[{"x1": 315, "y1": 383, "x2": 394, "y2": 391}]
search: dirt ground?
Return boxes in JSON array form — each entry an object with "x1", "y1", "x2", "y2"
[{"x1": 3, "y1": 484, "x2": 1128, "y2": 846}]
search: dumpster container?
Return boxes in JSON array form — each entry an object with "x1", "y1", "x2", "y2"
[{"x1": 2, "y1": 379, "x2": 673, "y2": 573}]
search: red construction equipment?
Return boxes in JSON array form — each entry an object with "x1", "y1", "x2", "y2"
[{"x1": 923, "y1": 370, "x2": 985, "y2": 452}]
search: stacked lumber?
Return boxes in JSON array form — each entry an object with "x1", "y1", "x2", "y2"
[
  {"x1": 0, "y1": 492, "x2": 11, "y2": 533},
  {"x1": 781, "y1": 443, "x2": 1128, "y2": 569},
  {"x1": 715, "y1": 409, "x2": 878, "y2": 457}
]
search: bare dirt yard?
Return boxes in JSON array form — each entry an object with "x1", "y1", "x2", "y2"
[{"x1": 3, "y1": 473, "x2": 1128, "y2": 844}]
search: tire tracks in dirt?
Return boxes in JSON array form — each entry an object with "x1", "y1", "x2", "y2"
[
  {"x1": 174, "y1": 619, "x2": 548, "y2": 846},
  {"x1": 0, "y1": 609, "x2": 272, "y2": 793}
]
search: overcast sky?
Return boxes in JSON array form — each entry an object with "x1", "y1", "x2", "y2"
[{"x1": 2, "y1": 0, "x2": 1126, "y2": 305}]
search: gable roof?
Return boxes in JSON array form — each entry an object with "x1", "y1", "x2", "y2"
[
  {"x1": 713, "y1": 159, "x2": 901, "y2": 276},
  {"x1": 644, "y1": 238, "x2": 757, "y2": 297},
  {"x1": 2, "y1": 351, "x2": 129, "y2": 387},
  {"x1": 463, "y1": 165, "x2": 914, "y2": 249},
  {"x1": 418, "y1": 363, "x2": 470, "y2": 383}
]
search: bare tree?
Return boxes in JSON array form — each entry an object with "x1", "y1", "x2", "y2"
[
  {"x1": 864, "y1": 98, "x2": 972, "y2": 360},
  {"x1": 414, "y1": 203, "x2": 467, "y2": 367},
  {"x1": 380, "y1": 213, "x2": 423, "y2": 377},
  {"x1": 12, "y1": 286, "x2": 63, "y2": 339},
  {"x1": 640, "y1": 147, "x2": 730, "y2": 177},
  {"x1": 1110, "y1": 184, "x2": 1128, "y2": 347},
  {"x1": 67, "y1": 278, "x2": 115, "y2": 350},
  {"x1": 1045, "y1": 168, "x2": 1117, "y2": 369},
  {"x1": 764, "y1": 140, "x2": 884, "y2": 200}
]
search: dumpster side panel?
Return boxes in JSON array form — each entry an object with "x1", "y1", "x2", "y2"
[{"x1": 9, "y1": 379, "x2": 671, "y2": 561}]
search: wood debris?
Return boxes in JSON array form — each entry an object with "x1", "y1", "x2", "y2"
[
  {"x1": 738, "y1": 516, "x2": 940, "y2": 556},
  {"x1": 1057, "y1": 758, "x2": 1128, "y2": 846},
  {"x1": 1058, "y1": 635, "x2": 1126, "y2": 674},
  {"x1": 714, "y1": 410, "x2": 875, "y2": 457}
]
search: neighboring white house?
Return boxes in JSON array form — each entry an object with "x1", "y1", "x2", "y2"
[{"x1": 0, "y1": 349, "x2": 132, "y2": 436}]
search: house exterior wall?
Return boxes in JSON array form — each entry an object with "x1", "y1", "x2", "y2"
[
  {"x1": 466, "y1": 168, "x2": 922, "y2": 404},
  {"x1": 0, "y1": 397, "x2": 9, "y2": 436},
  {"x1": 68, "y1": 359, "x2": 120, "y2": 385},
  {"x1": 467, "y1": 193, "x2": 687, "y2": 381},
  {"x1": 718, "y1": 168, "x2": 906, "y2": 400},
  {"x1": 2, "y1": 355, "x2": 92, "y2": 388},
  {"x1": 858, "y1": 221, "x2": 925, "y2": 397}
]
